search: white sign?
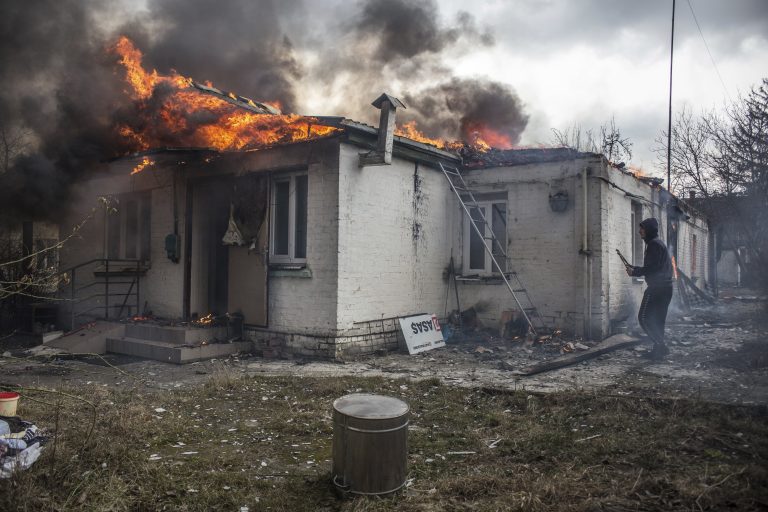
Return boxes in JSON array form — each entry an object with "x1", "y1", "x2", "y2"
[{"x1": 398, "y1": 314, "x2": 446, "y2": 355}]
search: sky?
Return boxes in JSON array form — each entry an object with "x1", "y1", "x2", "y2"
[
  {"x1": 293, "y1": 0, "x2": 767, "y2": 175},
  {"x1": 1, "y1": 0, "x2": 766, "y2": 192}
]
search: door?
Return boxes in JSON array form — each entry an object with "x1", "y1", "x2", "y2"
[{"x1": 226, "y1": 174, "x2": 269, "y2": 326}]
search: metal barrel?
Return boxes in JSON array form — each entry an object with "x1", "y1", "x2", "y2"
[{"x1": 332, "y1": 393, "x2": 409, "y2": 496}]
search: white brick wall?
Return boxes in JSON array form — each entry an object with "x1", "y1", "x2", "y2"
[
  {"x1": 675, "y1": 211, "x2": 709, "y2": 286},
  {"x1": 266, "y1": 142, "x2": 340, "y2": 338},
  {"x1": 595, "y1": 163, "x2": 666, "y2": 337},
  {"x1": 60, "y1": 144, "x2": 711, "y2": 355},
  {"x1": 594, "y1": 163, "x2": 710, "y2": 336},
  {"x1": 335, "y1": 143, "x2": 455, "y2": 329},
  {"x1": 58, "y1": 161, "x2": 186, "y2": 323},
  {"x1": 452, "y1": 160, "x2": 592, "y2": 335}
]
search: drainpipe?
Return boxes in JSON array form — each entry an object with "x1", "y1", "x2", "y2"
[{"x1": 580, "y1": 168, "x2": 593, "y2": 339}]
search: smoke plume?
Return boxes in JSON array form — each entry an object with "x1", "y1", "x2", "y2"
[
  {"x1": 309, "y1": 0, "x2": 526, "y2": 145},
  {"x1": 403, "y1": 78, "x2": 529, "y2": 146},
  {"x1": 0, "y1": 0, "x2": 130, "y2": 219},
  {"x1": 0, "y1": 0, "x2": 303, "y2": 220},
  {"x1": 0, "y1": 0, "x2": 529, "y2": 220}
]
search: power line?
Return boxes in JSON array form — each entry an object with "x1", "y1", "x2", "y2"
[{"x1": 686, "y1": 0, "x2": 733, "y2": 102}]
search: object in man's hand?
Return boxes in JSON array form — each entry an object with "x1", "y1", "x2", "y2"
[{"x1": 616, "y1": 249, "x2": 631, "y2": 268}]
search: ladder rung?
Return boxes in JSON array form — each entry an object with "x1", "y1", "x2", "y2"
[{"x1": 440, "y1": 161, "x2": 546, "y2": 334}]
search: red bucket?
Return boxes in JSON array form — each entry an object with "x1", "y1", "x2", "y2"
[{"x1": 0, "y1": 392, "x2": 20, "y2": 416}]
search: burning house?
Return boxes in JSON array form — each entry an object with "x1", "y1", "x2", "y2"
[{"x1": 51, "y1": 38, "x2": 710, "y2": 361}]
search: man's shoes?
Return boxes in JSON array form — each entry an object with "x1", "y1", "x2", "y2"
[{"x1": 642, "y1": 344, "x2": 670, "y2": 361}]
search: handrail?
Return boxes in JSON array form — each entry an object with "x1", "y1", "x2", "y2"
[
  {"x1": 63, "y1": 258, "x2": 143, "y2": 329},
  {"x1": 58, "y1": 258, "x2": 142, "y2": 276}
]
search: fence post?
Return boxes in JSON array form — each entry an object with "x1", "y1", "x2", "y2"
[
  {"x1": 70, "y1": 268, "x2": 76, "y2": 330},
  {"x1": 136, "y1": 260, "x2": 140, "y2": 318},
  {"x1": 105, "y1": 259, "x2": 109, "y2": 320}
]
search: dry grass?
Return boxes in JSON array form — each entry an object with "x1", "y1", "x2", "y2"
[{"x1": 1, "y1": 375, "x2": 766, "y2": 511}]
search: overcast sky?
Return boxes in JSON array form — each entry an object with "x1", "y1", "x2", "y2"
[
  {"x1": 4, "y1": 0, "x2": 767, "y2": 183},
  {"x1": 289, "y1": 0, "x2": 767, "y2": 175}
]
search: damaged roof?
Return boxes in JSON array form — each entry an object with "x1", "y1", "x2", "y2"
[
  {"x1": 191, "y1": 81, "x2": 281, "y2": 115},
  {"x1": 460, "y1": 147, "x2": 596, "y2": 169}
]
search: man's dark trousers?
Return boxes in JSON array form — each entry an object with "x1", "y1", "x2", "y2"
[{"x1": 638, "y1": 286, "x2": 673, "y2": 346}]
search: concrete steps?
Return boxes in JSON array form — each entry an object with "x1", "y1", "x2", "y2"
[
  {"x1": 106, "y1": 336, "x2": 252, "y2": 364},
  {"x1": 124, "y1": 323, "x2": 229, "y2": 344},
  {"x1": 106, "y1": 323, "x2": 251, "y2": 364}
]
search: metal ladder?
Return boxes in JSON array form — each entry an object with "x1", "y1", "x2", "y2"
[{"x1": 439, "y1": 162, "x2": 547, "y2": 336}]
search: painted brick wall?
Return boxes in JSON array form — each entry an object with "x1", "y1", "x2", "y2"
[
  {"x1": 595, "y1": 163, "x2": 666, "y2": 337},
  {"x1": 247, "y1": 141, "x2": 453, "y2": 358},
  {"x1": 335, "y1": 143, "x2": 455, "y2": 332},
  {"x1": 452, "y1": 159, "x2": 594, "y2": 336},
  {"x1": 675, "y1": 210, "x2": 709, "y2": 286},
  {"x1": 594, "y1": 164, "x2": 710, "y2": 337},
  {"x1": 144, "y1": 178, "x2": 186, "y2": 318},
  {"x1": 57, "y1": 161, "x2": 186, "y2": 324},
  {"x1": 261, "y1": 141, "x2": 341, "y2": 342}
]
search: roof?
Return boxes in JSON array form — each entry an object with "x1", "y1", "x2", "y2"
[
  {"x1": 461, "y1": 147, "x2": 596, "y2": 169},
  {"x1": 318, "y1": 117, "x2": 459, "y2": 162},
  {"x1": 191, "y1": 81, "x2": 280, "y2": 115}
]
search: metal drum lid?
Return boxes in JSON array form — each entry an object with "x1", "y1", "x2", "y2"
[{"x1": 333, "y1": 393, "x2": 409, "y2": 420}]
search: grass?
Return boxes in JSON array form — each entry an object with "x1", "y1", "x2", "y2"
[{"x1": 1, "y1": 374, "x2": 767, "y2": 511}]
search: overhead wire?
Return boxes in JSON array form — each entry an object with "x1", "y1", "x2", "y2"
[{"x1": 685, "y1": 0, "x2": 733, "y2": 102}]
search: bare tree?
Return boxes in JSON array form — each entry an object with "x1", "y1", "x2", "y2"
[
  {"x1": 0, "y1": 199, "x2": 114, "y2": 334},
  {"x1": 552, "y1": 117, "x2": 632, "y2": 164},
  {"x1": 655, "y1": 106, "x2": 723, "y2": 197},
  {"x1": 551, "y1": 123, "x2": 598, "y2": 153},
  {"x1": 600, "y1": 116, "x2": 633, "y2": 163},
  {"x1": 660, "y1": 78, "x2": 768, "y2": 293}
]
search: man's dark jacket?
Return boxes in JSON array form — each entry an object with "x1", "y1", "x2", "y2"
[{"x1": 631, "y1": 218, "x2": 674, "y2": 288}]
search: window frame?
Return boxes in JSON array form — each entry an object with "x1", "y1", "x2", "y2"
[
  {"x1": 106, "y1": 192, "x2": 151, "y2": 262},
  {"x1": 269, "y1": 171, "x2": 308, "y2": 265},
  {"x1": 463, "y1": 200, "x2": 507, "y2": 275}
]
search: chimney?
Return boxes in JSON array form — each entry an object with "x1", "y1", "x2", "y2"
[
  {"x1": 359, "y1": 93, "x2": 406, "y2": 166},
  {"x1": 689, "y1": 190, "x2": 696, "y2": 199}
]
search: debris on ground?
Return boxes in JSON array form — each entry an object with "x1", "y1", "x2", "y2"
[{"x1": 0, "y1": 415, "x2": 48, "y2": 478}]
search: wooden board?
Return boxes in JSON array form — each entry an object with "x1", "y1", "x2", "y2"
[{"x1": 509, "y1": 334, "x2": 643, "y2": 376}]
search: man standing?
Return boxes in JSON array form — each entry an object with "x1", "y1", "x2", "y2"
[{"x1": 624, "y1": 218, "x2": 674, "y2": 360}]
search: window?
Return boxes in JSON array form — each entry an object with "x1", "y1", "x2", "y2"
[
  {"x1": 107, "y1": 192, "x2": 151, "y2": 261},
  {"x1": 463, "y1": 201, "x2": 506, "y2": 274},
  {"x1": 270, "y1": 173, "x2": 308, "y2": 264},
  {"x1": 631, "y1": 202, "x2": 643, "y2": 265}
]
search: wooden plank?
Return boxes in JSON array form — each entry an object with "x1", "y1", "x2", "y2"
[
  {"x1": 509, "y1": 334, "x2": 643, "y2": 376},
  {"x1": 677, "y1": 269, "x2": 716, "y2": 304}
]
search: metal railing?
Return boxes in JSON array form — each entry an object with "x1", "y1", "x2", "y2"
[{"x1": 58, "y1": 258, "x2": 142, "y2": 330}]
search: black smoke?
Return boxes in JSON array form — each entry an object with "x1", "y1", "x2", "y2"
[
  {"x1": 0, "y1": 0, "x2": 131, "y2": 220},
  {"x1": 310, "y1": 0, "x2": 526, "y2": 145},
  {"x1": 123, "y1": 0, "x2": 304, "y2": 112},
  {"x1": 0, "y1": 0, "x2": 305, "y2": 220},
  {"x1": 403, "y1": 78, "x2": 529, "y2": 145},
  {"x1": 0, "y1": 0, "x2": 528, "y2": 221},
  {"x1": 354, "y1": 0, "x2": 494, "y2": 63}
]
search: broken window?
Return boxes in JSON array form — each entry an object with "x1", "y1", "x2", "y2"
[
  {"x1": 464, "y1": 201, "x2": 507, "y2": 274},
  {"x1": 106, "y1": 192, "x2": 151, "y2": 262},
  {"x1": 270, "y1": 172, "x2": 308, "y2": 264},
  {"x1": 631, "y1": 201, "x2": 643, "y2": 266}
]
